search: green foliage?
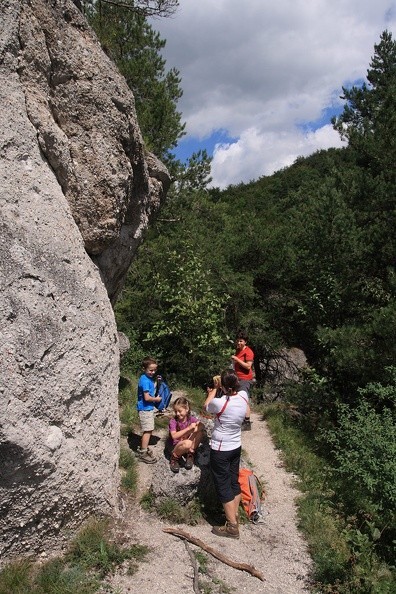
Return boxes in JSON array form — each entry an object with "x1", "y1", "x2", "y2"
[
  {"x1": 0, "y1": 560, "x2": 33, "y2": 594},
  {"x1": 0, "y1": 557, "x2": 96, "y2": 594},
  {"x1": 333, "y1": 31, "x2": 396, "y2": 181},
  {"x1": 284, "y1": 367, "x2": 337, "y2": 428},
  {"x1": 141, "y1": 490, "x2": 203, "y2": 524},
  {"x1": 67, "y1": 518, "x2": 148, "y2": 577},
  {"x1": 81, "y1": 1, "x2": 179, "y2": 19},
  {"x1": 142, "y1": 242, "x2": 229, "y2": 382},
  {"x1": 112, "y1": 29, "x2": 396, "y2": 589},
  {"x1": 118, "y1": 377, "x2": 139, "y2": 433},
  {"x1": 324, "y1": 400, "x2": 396, "y2": 516},
  {"x1": 119, "y1": 447, "x2": 138, "y2": 493},
  {"x1": 140, "y1": 490, "x2": 155, "y2": 510},
  {"x1": 194, "y1": 551, "x2": 209, "y2": 574},
  {"x1": 31, "y1": 559, "x2": 97, "y2": 594}
]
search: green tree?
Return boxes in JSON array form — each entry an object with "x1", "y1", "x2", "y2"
[
  {"x1": 333, "y1": 30, "x2": 396, "y2": 178},
  {"x1": 142, "y1": 243, "x2": 230, "y2": 383},
  {"x1": 332, "y1": 30, "x2": 396, "y2": 272}
]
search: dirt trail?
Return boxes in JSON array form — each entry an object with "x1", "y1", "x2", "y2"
[{"x1": 107, "y1": 397, "x2": 313, "y2": 593}]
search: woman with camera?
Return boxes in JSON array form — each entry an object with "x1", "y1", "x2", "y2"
[{"x1": 204, "y1": 369, "x2": 248, "y2": 539}]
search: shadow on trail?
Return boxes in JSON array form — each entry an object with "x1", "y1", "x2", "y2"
[{"x1": 127, "y1": 431, "x2": 162, "y2": 452}]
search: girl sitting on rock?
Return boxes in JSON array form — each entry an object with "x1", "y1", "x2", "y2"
[{"x1": 168, "y1": 397, "x2": 204, "y2": 473}]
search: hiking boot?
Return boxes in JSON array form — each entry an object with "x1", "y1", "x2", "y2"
[
  {"x1": 137, "y1": 447, "x2": 157, "y2": 464},
  {"x1": 212, "y1": 521, "x2": 239, "y2": 539},
  {"x1": 241, "y1": 418, "x2": 252, "y2": 431},
  {"x1": 170, "y1": 455, "x2": 180, "y2": 473},
  {"x1": 185, "y1": 452, "x2": 194, "y2": 470}
]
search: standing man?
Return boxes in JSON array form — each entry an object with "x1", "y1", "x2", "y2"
[{"x1": 231, "y1": 330, "x2": 254, "y2": 430}]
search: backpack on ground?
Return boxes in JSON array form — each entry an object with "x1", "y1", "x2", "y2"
[
  {"x1": 154, "y1": 379, "x2": 172, "y2": 411},
  {"x1": 238, "y1": 467, "x2": 265, "y2": 524}
]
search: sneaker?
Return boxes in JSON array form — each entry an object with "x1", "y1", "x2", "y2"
[
  {"x1": 185, "y1": 453, "x2": 194, "y2": 470},
  {"x1": 170, "y1": 456, "x2": 180, "y2": 473},
  {"x1": 212, "y1": 521, "x2": 239, "y2": 539},
  {"x1": 241, "y1": 419, "x2": 252, "y2": 431}
]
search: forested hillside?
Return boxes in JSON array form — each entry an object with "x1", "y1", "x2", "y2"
[
  {"x1": 116, "y1": 32, "x2": 395, "y2": 594},
  {"x1": 84, "y1": 5, "x2": 395, "y2": 589}
]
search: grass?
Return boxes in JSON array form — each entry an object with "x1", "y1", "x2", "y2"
[
  {"x1": 119, "y1": 447, "x2": 138, "y2": 494},
  {"x1": 0, "y1": 518, "x2": 149, "y2": 594},
  {"x1": 141, "y1": 492, "x2": 204, "y2": 525},
  {"x1": 118, "y1": 375, "x2": 139, "y2": 434},
  {"x1": 260, "y1": 403, "x2": 396, "y2": 593},
  {"x1": 194, "y1": 552, "x2": 235, "y2": 594}
]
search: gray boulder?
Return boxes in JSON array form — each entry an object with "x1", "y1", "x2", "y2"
[
  {"x1": 151, "y1": 416, "x2": 218, "y2": 507},
  {"x1": 0, "y1": 0, "x2": 169, "y2": 563},
  {"x1": 262, "y1": 347, "x2": 308, "y2": 400},
  {"x1": 151, "y1": 439, "x2": 217, "y2": 507}
]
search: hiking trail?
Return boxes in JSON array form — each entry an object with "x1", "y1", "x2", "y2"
[{"x1": 106, "y1": 391, "x2": 313, "y2": 593}]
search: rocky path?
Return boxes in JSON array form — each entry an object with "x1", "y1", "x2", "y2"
[{"x1": 107, "y1": 399, "x2": 313, "y2": 593}]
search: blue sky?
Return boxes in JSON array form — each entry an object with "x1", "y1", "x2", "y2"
[{"x1": 151, "y1": 1, "x2": 396, "y2": 188}]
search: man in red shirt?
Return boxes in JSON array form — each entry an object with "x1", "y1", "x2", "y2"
[{"x1": 231, "y1": 330, "x2": 254, "y2": 430}]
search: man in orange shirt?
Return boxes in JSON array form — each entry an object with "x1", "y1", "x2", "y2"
[{"x1": 231, "y1": 330, "x2": 254, "y2": 430}]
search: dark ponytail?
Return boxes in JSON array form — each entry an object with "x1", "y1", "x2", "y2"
[{"x1": 220, "y1": 370, "x2": 240, "y2": 395}]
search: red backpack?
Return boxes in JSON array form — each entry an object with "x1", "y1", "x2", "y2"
[{"x1": 238, "y1": 468, "x2": 265, "y2": 523}]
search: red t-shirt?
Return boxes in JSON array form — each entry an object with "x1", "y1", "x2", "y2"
[{"x1": 234, "y1": 346, "x2": 254, "y2": 380}]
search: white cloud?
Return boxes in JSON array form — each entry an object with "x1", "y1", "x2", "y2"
[
  {"x1": 211, "y1": 125, "x2": 345, "y2": 188},
  {"x1": 151, "y1": 0, "x2": 396, "y2": 185}
]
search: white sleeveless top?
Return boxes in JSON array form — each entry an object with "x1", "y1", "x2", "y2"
[{"x1": 206, "y1": 390, "x2": 248, "y2": 451}]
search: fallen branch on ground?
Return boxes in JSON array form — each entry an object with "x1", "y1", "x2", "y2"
[
  {"x1": 163, "y1": 527, "x2": 265, "y2": 582},
  {"x1": 184, "y1": 541, "x2": 200, "y2": 594}
]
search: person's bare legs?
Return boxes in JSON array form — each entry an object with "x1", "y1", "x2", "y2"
[
  {"x1": 141, "y1": 431, "x2": 151, "y2": 450},
  {"x1": 189, "y1": 427, "x2": 204, "y2": 453},
  {"x1": 223, "y1": 493, "x2": 241, "y2": 524}
]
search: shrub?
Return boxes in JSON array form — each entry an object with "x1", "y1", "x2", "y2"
[{"x1": 325, "y1": 401, "x2": 396, "y2": 516}]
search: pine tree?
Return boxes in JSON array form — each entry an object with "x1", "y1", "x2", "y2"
[{"x1": 333, "y1": 31, "x2": 396, "y2": 273}]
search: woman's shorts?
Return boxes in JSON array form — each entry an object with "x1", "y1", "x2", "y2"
[
  {"x1": 210, "y1": 446, "x2": 241, "y2": 504},
  {"x1": 138, "y1": 409, "x2": 155, "y2": 432}
]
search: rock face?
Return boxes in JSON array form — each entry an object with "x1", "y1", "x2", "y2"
[
  {"x1": 0, "y1": 0, "x2": 170, "y2": 562},
  {"x1": 263, "y1": 347, "x2": 308, "y2": 399}
]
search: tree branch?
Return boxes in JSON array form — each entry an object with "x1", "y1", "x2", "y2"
[
  {"x1": 95, "y1": 0, "x2": 179, "y2": 18},
  {"x1": 184, "y1": 541, "x2": 200, "y2": 594},
  {"x1": 163, "y1": 527, "x2": 266, "y2": 582}
]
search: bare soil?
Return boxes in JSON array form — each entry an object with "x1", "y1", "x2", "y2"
[{"x1": 106, "y1": 393, "x2": 313, "y2": 593}]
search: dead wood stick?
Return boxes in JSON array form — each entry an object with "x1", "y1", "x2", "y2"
[
  {"x1": 163, "y1": 527, "x2": 265, "y2": 582},
  {"x1": 184, "y1": 540, "x2": 200, "y2": 594}
]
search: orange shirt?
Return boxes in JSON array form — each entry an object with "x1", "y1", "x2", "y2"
[{"x1": 234, "y1": 346, "x2": 254, "y2": 380}]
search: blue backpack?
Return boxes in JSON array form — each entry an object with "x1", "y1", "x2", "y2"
[{"x1": 154, "y1": 379, "x2": 172, "y2": 411}]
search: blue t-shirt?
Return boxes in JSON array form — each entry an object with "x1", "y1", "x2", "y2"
[{"x1": 137, "y1": 373, "x2": 156, "y2": 411}]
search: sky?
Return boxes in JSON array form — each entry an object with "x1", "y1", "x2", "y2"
[{"x1": 150, "y1": 0, "x2": 396, "y2": 188}]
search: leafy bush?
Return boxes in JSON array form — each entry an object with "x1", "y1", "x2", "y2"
[{"x1": 325, "y1": 401, "x2": 396, "y2": 516}]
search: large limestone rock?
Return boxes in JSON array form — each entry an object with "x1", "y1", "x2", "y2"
[
  {"x1": 263, "y1": 347, "x2": 308, "y2": 399},
  {"x1": 0, "y1": 0, "x2": 170, "y2": 562},
  {"x1": 151, "y1": 437, "x2": 217, "y2": 507}
]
